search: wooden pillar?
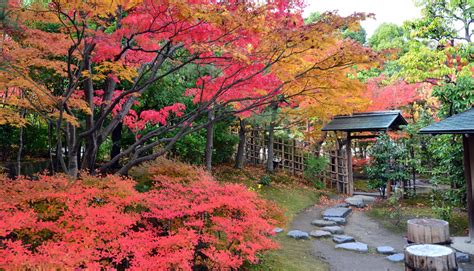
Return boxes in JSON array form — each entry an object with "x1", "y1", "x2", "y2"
[
  {"x1": 346, "y1": 132, "x2": 353, "y2": 195},
  {"x1": 463, "y1": 134, "x2": 474, "y2": 242}
]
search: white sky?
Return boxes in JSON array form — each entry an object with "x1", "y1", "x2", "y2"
[{"x1": 303, "y1": 0, "x2": 422, "y2": 38}]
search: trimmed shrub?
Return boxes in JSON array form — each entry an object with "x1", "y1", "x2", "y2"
[{"x1": 0, "y1": 170, "x2": 282, "y2": 270}]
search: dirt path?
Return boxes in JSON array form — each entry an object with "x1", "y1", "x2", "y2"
[{"x1": 291, "y1": 205, "x2": 407, "y2": 271}]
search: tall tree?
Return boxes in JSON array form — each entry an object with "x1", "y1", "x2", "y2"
[{"x1": 1, "y1": 1, "x2": 376, "y2": 176}]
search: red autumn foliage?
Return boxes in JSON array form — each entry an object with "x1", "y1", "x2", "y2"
[
  {"x1": 352, "y1": 157, "x2": 370, "y2": 168},
  {"x1": 0, "y1": 170, "x2": 282, "y2": 270},
  {"x1": 364, "y1": 76, "x2": 421, "y2": 111}
]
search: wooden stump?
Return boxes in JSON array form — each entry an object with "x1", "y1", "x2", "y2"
[
  {"x1": 407, "y1": 219, "x2": 450, "y2": 244},
  {"x1": 405, "y1": 244, "x2": 457, "y2": 271}
]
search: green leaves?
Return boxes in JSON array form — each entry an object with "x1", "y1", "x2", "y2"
[{"x1": 365, "y1": 134, "x2": 409, "y2": 192}]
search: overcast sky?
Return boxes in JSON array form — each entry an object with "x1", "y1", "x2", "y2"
[{"x1": 303, "y1": 0, "x2": 422, "y2": 38}]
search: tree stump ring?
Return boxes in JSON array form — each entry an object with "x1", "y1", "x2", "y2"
[
  {"x1": 404, "y1": 244, "x2": 457, "y2": 271},
  {"x1": 407, "y1": 218, "x2": 450, "y2": 244}
]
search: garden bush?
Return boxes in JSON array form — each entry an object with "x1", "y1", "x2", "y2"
[
  {"x1": 304, "y1": 155, "x2": 328, "y2": 189},
  {"x1": 365, "y1": 134, "x2": 409, "y2": 198},
  {"x1": 0, "y1": 170, "x2": 282, "y2": 270}
]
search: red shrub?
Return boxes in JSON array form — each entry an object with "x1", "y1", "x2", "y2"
[{"x1": 0, "y1": 172, "x2": 281, "y2": 270}]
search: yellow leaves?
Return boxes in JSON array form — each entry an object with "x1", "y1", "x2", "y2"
[
  {"x1": 49, "y1": 111, "x2": 80, "y2": 127},
  {"x1": 92, "y1": 61, "x2": 138, "y2": 83},
  {"x1": 0, "y1": 108, "x2": 28, "y2": 127},
  {"x1": 53, "y1": 0, "x2": 143, "y2": 18}
]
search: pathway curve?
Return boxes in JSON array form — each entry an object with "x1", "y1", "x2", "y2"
[
  {"x1": 289, "y1": 197, "x2": 474, "y2": 271},
  {"x1": 291, "y1": 204, "x2": 405, "y2": 271}
]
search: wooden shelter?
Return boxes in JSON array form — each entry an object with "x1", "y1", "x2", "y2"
[
  {"x1": 419, "y1": 107, "x2": 474, "y2": 242},
  {"x1": 322, "y1": 111, "x2": 408, "y2": 195}
]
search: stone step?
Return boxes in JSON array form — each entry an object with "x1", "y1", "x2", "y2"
[
  {"x1": 310, "y1": 230, "x2": 332, "y2": 238},
  {"x1": 321, "y1": 226, "x2": 344, "y2": 234},
  {"x1": 323, "y1": 207, "x2": 352, "y2": 218},
  {"x1": 335, "y1": 242, "x2": 369, "y2": 253},
  {"x1": 332, "y1": 235, "x2": 355, "y2": 244},
  {"x1": 287, "y1": 230, "x2": 309, "y2": 239}
]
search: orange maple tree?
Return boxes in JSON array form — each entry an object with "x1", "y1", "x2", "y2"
[{"x1": 1, "y1": 0, "x2": 376, "y2": 175}]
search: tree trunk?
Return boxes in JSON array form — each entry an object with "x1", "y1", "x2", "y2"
[
  {"x1": 266, "y1": 101, "x2": 278, "y2": 173},
  {"x1": 48, "y1": 120, "x2": 55, "y2": 174},
  {"x1": 404, "y1": 244, "x2": 456, "y2": 271},
  {"x1": 66, "y1": 123, "x2": 79, "y2": 177},
  {"x1": 81, "y1": 51, "x2": 98, "y2": 174},
  {"x1": 205, "y1": 109, "x2": 215, "y2": 171},
  {"x1": 410, "y1": 146, "x2": 416, "y2": 195},
  {"x1": 313, "y1": 131, "x2": 327, "y2": 156},
  {"x1": 16, "y1": 122, "x2": 24, "y2": 177},
  {"x1": 235, "y1": 118, "x2": 246, "y2": 169},
  {"x1": 110, "y1": 122, "x2": 123, "y2": 169},
  {"x1": 407, "y1": 218, "x2": 450, "y2": 244}
]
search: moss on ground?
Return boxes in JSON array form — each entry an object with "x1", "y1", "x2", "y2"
[
  {"x1": 214, "y1": 165, "x2": 329, "y2": 270},
  {"x1": 367, "y1": 194, "x2": 468, "y2": 236}
]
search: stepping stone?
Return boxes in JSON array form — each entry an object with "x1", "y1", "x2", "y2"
[
  {"x1": 323, "y1": 217, "x2": 347, "y2": 225},
  {"x1": 287, "y1": 230, "x2": 309, "y2": 239},
  {"x1": 273, "y1": 227, "x2": 284, "y2": 233},
  {"x1": 311, "y1": 219, "x2": 337, "y2": 227},
  {"x1": 353, "y1": 195, "x2": 376, "y2": 203},
  {"x1": 377, "y1": 246, "x2": 395, "y2": 255},
  {"x1": 386, "y1": 253, "x2": 404, "y2": 262},
  {"x1": 310, "y1": 230, "x2": 332, "y2": 238},
  {"x1": 335, "y1": 242, "x2": 369, "y2": 253},
  {"x1": 332, "y1": 235, "x2": 355, "y2": 244},
  {"x1": 323, "y1": 207, "x2": 352, "y2": 218},
  {"x1": 321, "y1": 226, "x2": 344, "y2": 234},
  {"x1": 456, "y1": 252, "x2": 470, "y2": 263},
  {"x1": 334, "y1": 203, "x2": 350, "y2": 208},
  {"x1": 345, "y1": 197, "x2": 366, "y2": 208}
]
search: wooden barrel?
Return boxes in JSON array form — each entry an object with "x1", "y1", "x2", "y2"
[
  {"x1": 405, "y1": 244, "x2": 457, "y2": 271},
  {"x1": 407, "y1": 219, "x2": 450, "y2": 244}
]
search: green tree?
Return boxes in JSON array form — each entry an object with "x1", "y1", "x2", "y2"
[
  {"x1": 412, "y1": 0, "x2": 473, "y2": 42},
  {"x1": 369, "y1": 23, "x2": 407, "y2": 51},
  {"x1": 365, "y1": 134, "x2": 409, "y2": 198}
]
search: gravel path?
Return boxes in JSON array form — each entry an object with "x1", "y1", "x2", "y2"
[{"x1": 291, "y1": 205, "x2": 406, "y2": 271}]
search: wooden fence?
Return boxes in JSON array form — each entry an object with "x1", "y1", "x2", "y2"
[{"x1": 244, "y1": 130, "x2": 310, "y2": 176}]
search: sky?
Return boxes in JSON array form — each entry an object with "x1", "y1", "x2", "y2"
[{"x1": 303, "y1": 0, "x2": 422, "y2": 38}]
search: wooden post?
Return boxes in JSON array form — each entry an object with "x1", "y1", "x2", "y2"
[
  {"x1": 291, "y1": 139, "x2": 295, "y2": 175},
  {"x1": 346, "y1": 132, "x2": 353, "y2": 195},
  {"x1": 463, "y1": 134, "x2": 474, "y2": 242}
]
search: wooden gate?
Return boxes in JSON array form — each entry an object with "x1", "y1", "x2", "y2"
[{"x1": 323, "y1": 138, "x2": 351, "y2": 194}]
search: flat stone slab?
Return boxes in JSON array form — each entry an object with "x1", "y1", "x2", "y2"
[
  {"x1": 287, "y1": 230, "x2": 309, "y2": 240},
  {"x1": 377, "y1": 246, "x2": 395, "y2": 255},
  {"x1": 311, "y1": 219, "x2": 337, "y2": 227},
  {"x1": 323, "y1": 207, "x2": 352, "y2": 218},
  {"x1": 332, "y1": 235, "x2": 355, "y2": 244},
  {"x1": 310, "y1": 230, "x2": 332, "y2": 238},
  {"x1": 333, "y1": 203, "x2": 350, "y2": 208},
  {"x1": 321, "y1": 226, "x2": 344, "y2": 234},
  {"x1": 456, "y1": 252, "x2": 470, "y2": 263},
  {"x1": 353, "y1": 195, "x2": 376, "y2": 203},
  {"x1": 386, "y1": 253, "x2": 404, "y2": 262},
  {"x1": 451, "y1": 236, "x2": 474, "y2": 255},
  {"x1": 345, "y1": 197, "x2": 366, "y2": 208},
  {"x1": 335, "y1": 242, "x2": 369, "y2": 253},
  {"x1": 273, "y1": 227, "x2": 284, "y2": 233},
  {"x1": 324, "y1": 217, "x2": 347, "y2": 225}
]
